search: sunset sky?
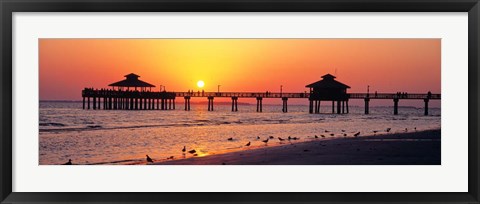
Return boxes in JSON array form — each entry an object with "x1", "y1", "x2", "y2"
[{"x1": 39, "y1": 39, "x2": 440, "y2": 106}]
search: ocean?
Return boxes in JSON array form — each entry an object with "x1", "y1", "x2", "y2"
[{"x1": 39, "y1": 101, "x2": 441, "y2": 165}]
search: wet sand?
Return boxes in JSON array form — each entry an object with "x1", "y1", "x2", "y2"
[{"x1": 152, "y1": 129, "x2": 440, "y2": 165}]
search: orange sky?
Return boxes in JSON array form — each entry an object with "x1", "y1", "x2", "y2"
[{"x1": 39, "y1": 39, "x2": 440, "y2": 101}]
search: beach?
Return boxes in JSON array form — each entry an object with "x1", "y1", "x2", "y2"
[{"x1": 153, "y1": 129, "x2": 440, "y2": 165}]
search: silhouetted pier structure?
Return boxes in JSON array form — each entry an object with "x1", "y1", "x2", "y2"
[{"x1": 82, "y1": 73, "x2": 440, "y2": 115}]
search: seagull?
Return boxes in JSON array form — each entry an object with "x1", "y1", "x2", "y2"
[
  {"x1": 321, "y1": 135, "x2": 326, "y2": 138},
  {"x1": 269, "y1": 136, "x2": 274, "y2": 139},
  {"x1": 288, "y1": 136, "x2": 292, "y2": 140},
  {"x1": 373, "y1": 130, "x2": 378, "y2": 135},
  {"x1": 256, "y1": 136, "x2": 260, "y2": 140},
  {"x1": 341, "y1": 130, "x2": 346, "y2": 132},
  {"x1": 262, "y1": 138, "x2": 269, "y2": 144},
  {"x1": 63, "y1": 159, "x2": 72, "y2": 165},
  {"x1": 167, "y1": 156, "x2": 174, "y2": 160},
  {"x1": 325, "y1": 130, "x2": 330, "y2": 133},
  {"x1": 245, "y1": 141, "x2": 251, "y2": 146},
  {"x1": 278, "y1": 137, "x2": 285, "y2": 141},
  {"x1": 182, "y1": 146, "x2": 186, "y2": 153},
  {"x1": 293, "y1": 137, "x2": 300, "y2": 140},
  {"x1": 405, "y1": 128, "x2": 408, "y2": 132},
  {"x1": 414, "y1": 127, "x2": 417, "y2": 131},
  {"x1": 386, "y1": 128, "x2": 391, "y2": 132},
  {"x1": 314, "y1": 135, "x2": 319, "y2": 139},
  {"x1": 343, "y1": 133, "x2": 347, "y2": 137},
  {"x1": 227, "y1": 137, "x2": 233, "y2": 141},
  {"x1": 330, "y1": 133, "x2": 335, "y2": 137},
  {"x1": 354, "y1": 132, "x2": 360, "y2": 137},
  {"x1": 188, "y1": 149, "x2": 196, "y2": 154},
  {"x1": 146, "y1": 155, "x2": 153, "y2": 163}
]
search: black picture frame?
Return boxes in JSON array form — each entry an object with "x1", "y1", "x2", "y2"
[{"x1": 1, "y1": 0, "x2": 479, "y2": 203}]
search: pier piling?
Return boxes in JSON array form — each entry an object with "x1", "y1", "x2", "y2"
[
  {"x1": 393, "y1": 98, "x2": 399, "y2": 115},
  {"x1": 256, "y1": 97, "x2": 263, "y2": 112},
  {"x1": 282, "y1": 97, "x2": 288, "y2": 113},
  {"x1": 208, "y1": 96, "x2": 214, "y2": 111},
  {"x1": 424, "y1": 98, "x2": 429, "y2": 116},
  {"x1": 364, "y1": 98, "x2": 370, "y2": 114}
]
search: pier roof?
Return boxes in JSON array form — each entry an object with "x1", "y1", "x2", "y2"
[
  {"x1": 305, "y1": 74, "x2": 351, "y2": 89},
  {"x1": 108, "y1": 73, "x2": 155, "y2": 88}
]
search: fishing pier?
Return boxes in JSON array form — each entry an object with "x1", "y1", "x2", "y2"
[{"x1": 82, "y1": 73, "x2": 440, "y2": 115}]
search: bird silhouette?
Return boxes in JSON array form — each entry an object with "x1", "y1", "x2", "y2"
[
  {"x1": 182, "y1": 146, "x2": 186, "y2": 152},
  {"x1": 188, "y1": 149, "x2": 196, "y2": 154},
  {"x1": 278, "y1": 137, "x2": 285, "y2": 141},
  {"x1": 292, "y1": 137, "x2": 300, "y2": 140},
  {"x1": 256, "y1": 136, "x2": 260, "y2": 139},
  {"x1": 262, "y1": 138, "x2": 269, "y2": 144},
  {"x1": 321, "y1": 135, "x2": 326, "y2": 138},
  {"x1": 146, "y1": 155, "x2": 153, "y2": 163},
  {"x1": 227, "y1": 137, "x2": 233, "y2": 141},
  {"x1": 354, "y1": 132, "x2": 360, "y2": 137},
  {"x1": 325, "y1": 130, "x2": 330, "y2": 133},
  {"x1": 343, "y1": 133, "x2": 347, "y2": 137},
  {"x1": 245, "y1": 141, "x2": 251, "y2": 146},
  {"x1": 330, "y1": 133, "x2": 335, "y2": 137},
  {"x1": 314, "y1": 135, "x2": 319, "y2": 138},
  {"x1": 63, "y1": 159, "x2": 72, "y2": 165},
  {"x1": 373, "y1": 130, "x2": 378, "y2": 135},
  {"x1": 386, "y1": 128, "x2": 391, "y2": 132},
  {"x1": 288, "y1": 136, "x2": 292, "y2": 140},
  {"x1": 341, "y1": 130, "x2": 346, "y2": 132},
  {"x1": 269, "y1": 136, "x2": 274, "y2": 139},
  {"x1": 405, "y1": 128, "x2": 408, "y2": 132}
]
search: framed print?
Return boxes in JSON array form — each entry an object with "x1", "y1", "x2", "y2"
[{"x1": 1, "y1": 0, "x2": 479, "y2": 203}]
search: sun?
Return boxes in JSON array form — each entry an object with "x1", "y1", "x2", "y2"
[{"x1": 197, "y1": 80, "x2": 205, "y2": 88}]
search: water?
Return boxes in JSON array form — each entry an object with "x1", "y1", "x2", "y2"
[{"x1": 39, "y1": 101, "x2": 441, "y2": 165}]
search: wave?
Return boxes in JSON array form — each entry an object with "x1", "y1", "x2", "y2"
[{"x1": 39, "y1": 122, "x2": 66, "y2": 127}]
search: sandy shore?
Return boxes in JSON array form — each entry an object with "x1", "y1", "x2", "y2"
[{"x1": 151, "y1": 129, "x2": 440, "y2": 165}]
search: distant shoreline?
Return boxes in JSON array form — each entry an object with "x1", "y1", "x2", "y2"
[{"x1": 150, "y1": 129, "x2": 441, "y2": 165}]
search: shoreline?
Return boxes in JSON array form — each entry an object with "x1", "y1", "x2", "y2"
[{"x1": 151, "y1": 129, "x2": 441, "y2": 165}]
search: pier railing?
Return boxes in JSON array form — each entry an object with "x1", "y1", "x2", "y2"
[{"x1": 175, "y1": 92, "x2": 309, "y2": 98}]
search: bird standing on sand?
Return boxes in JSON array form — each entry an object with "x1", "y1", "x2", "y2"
[
  {"x1": 373, "y1": 130, "x2": 378, "y2": 135},
  {"x1": 256, "y1": 136, "x2": 260, "y2": 140},
  {"x1": 269, "y1": 136, "x2": 274, "y2": 139},
  {"x1": 386, "y1": 128, "x2": 391, "y2": 132},
  {"x1": 188, "y1": 149, "x2": 196, "y2": 154},
  {"x1": 63, "y1": 159, "x2": 72, "y2": 165},
  {"x1": 325, "y1": 130, "x2": 330, "y2": 133},
  {"x1": 288, "y1": 136, "x2": 292, "y2": 140},
  {"x1": 262, "y1": 138, "x2": 269, "y2": 144},
  {"x1": 182, "y1": 146, "x2": 186, "y2": 153},
  {"x1": 227, "y1": 137, "x2": 233, "y2": 141},
  {"x1": 278, "y1": 137, "x2": 285, "y2": 141},
  {"x1": 146, "y1": 155, "x2": 154, "y2": 163},
  {"x1": 245, "y1": 141, "x2": 251, "y2": 146},
  {"x1": 330, "y1": 133, "x2": 335, "y2": 137},
  {"x1": 321, "y1": 135, "x2": 326, "y2": 138},
  {"x1": 354, "y1": 132, "x2": 360, "y2": 137},
  {"x1": 314, "y1": 135, "x2": 319, "y2": 139}
]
